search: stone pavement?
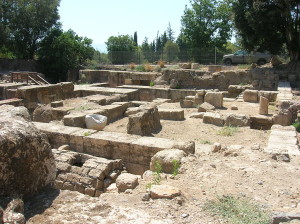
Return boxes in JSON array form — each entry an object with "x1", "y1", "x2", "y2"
[
  {"x1": 265, "y1": 125, "x2": 300, "y2": 155},
  {"x1": 277, "y1": 81, "x2": 293, "y2": 101}
]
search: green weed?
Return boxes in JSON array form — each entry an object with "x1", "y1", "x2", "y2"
[
  {"x1": 203, "y1": 195, "x2": 271, "y2": 224},
  {"x1": 200, "y1": 140, "x2": 212, "y2": 144},
  {"x1": 153, "y1": 161, "x2": 162, "y2": 184},
  {"x1": 172, "y1": 160, "x2": 180, "y2": 177},
  {"x1": 218, "y1": 126, "x2": 239, "y2": 136},
  {"x1": 149, "y1": 81, "x2": 155, "y2": 87},
  {"x1": 292, "y1": 121, "x2": 300, "y2": 133}
]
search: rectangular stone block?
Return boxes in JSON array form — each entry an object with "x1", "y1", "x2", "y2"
[
  {"x1": 158, "y1": 109, "x2": 184, "y2": 120},
  {"x1": 204, "y1": 92, "x2": 223, "y2": 108},
  {"x1": 243, "y1": 90, "x2": 258, "y2": 102},
  {"x1": 203, "y1": 112, "x2": 224, "y2": 126}
]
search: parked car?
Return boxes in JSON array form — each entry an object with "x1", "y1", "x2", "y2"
[{"x1": 223, "y1": 50, "x2": 271, "y2": 66}]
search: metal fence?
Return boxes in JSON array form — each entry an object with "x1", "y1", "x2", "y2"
[{"x1": 107, "y1": 48, "x2": 224, "y2": 65}]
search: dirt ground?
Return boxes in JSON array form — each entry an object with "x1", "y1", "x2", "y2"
[{"x1": 25, "y1": 99, "x2": 300, "y2": 224}]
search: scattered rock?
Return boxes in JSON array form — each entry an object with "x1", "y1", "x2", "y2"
[
  {"x1": 85, "y1": 114, "x2": 107, "y2": 131},
  {"x1": 116, "y1": 173, "x2": 139, "y2": 192},
  {"x1": 0, "y1": 105, "x2": 30, "y2": 121},
  {"x1": 272, "y1": 212, "x2": 300, "y2": 224},
  {"x1": 150, "y1": 185, "x2": 181, "y2": 199},
  {"x1": 212, "y1": 143, "x2": 222, "y2": 153},
  {"x1": 243, "y1": 90, "x2": 258, "y2": 103},
  {"x1": 225, "y1": 114, "x2": 250, "y2": 127},
  {"x1": 203, "y1": 112, "x2": 225, "y2": 126},
  {"x1": 142, "y1": 192, "x2": 150, "y2": 201},
  {"x1": 170, "y1": 79, "x2": 180, "y2": 89},
  {"x1": 204, "y1": 92, "x2": 223, "y2": 108},
  {"x1": 251, "y1": 144, "x2": 261, "y2": 150},
  {"x1": 2, "y1": 199, "x2": 25, "y2": 224},
  {"x1": 180, "y1": 99, "x2": 194, "y2": 108},
  {"x1": 271, "y1": 154, "x2": 290, "y2": 162},
  {"x1": 198, "y1": 102, "x2": 215, "y2": 112},
  {"x1": 150, "y1": 149, "x2": 186, "y2": 174},
  {"x1": 231, "y1": 104, "x2": 238, "y2": 110},
  {"x1": 189, "y1": 112, "x2": 205, "y2": 119}
]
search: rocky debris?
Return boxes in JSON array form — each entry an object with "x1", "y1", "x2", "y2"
[
  {"x1": 53, "y1": 149, "x2": 123, "y2": 196},
  {"x1": 150, "y1": 184, "x2": 181, "y2": 199},
  {"x1": 170, "y1": 79, "x2": 179, "y2": 89},
  {"x1": 51, "y1": 100, "x2": 63, "y2": 108},
  {"x1": 203, "y1": 112, "x2": 225, "y2": 126},
  {"x1": 250, "y1": 115, "x2": 273, "y2": 130},
  {"x1": 2, "y1": 199, "x2": 25, "y2": 224},
  {"x1": 189, "y1": 112, "x2": 205, "y2": 119},
  {"x1": 259, "y1": 96, "x2": 269, "y2": 115},
  {"x1": 178, "y1": 63, "x2": 191, "y2": 69},
  {"x1": 251, "y1": 143, "x2": 261, "y2": 150},
  {"x1": 204, "y1": 92, "x2": 223, "y2": 108},
  {"x1": 212, "y1": 143, "x2": 222, "y2": 153},
  {"x1": 191, "y1": 63, "x2": 200, "y2": 69},
  {"x1": 273, "y1": 111, "x2": 293, "y2": 126},
  {"x1": 127, "y1": 106, "x2": 161, "y2": 136},
  {"x1": 180, "y1": 99, "x2": 194, "y2": 108},
  {"x1": 228, "y1": 85, "x2": 251, "y2": 98},
  {"x1": 258, "y1": 91, "x2": 278, "y2": 102},
  {"x1": 33, "y1": 104, "x2": 53, "y2": 123},
  {"x1": 116, "y1": 173, "x2": 139, "y2": 192},
  {"x1": 150, "y1": 149, "x2": 186, "y2": 174},
  {"x1": 243, "y1": 90, "x2": 259, "y2": 103},
  {"x1": 0, "y1": 112, "x2": 56, "y2": 198},
  {"x1": 198, "y1": 102, "x2": 215, "y2": 112},
  {"x1": 231, "y1": 104, "x2": 238, "y2": 110},
  {"x1": 225, "y1": 113, "x2": 250, "y2": 127},
  {"x1": 85, "y1": 114, "x2": 107, "y2": 131},
  {"x1": 0, "y1": 105, "x2": 30, "y2": 121},
  {"x1": 271, "y1": 153, "x2": 290, "y2": 162},
  {"x1": 194, "y1": 91, "x2": 205, "y2": 105},
  {"x1": 124, "y1": 107, "x2": 143, "y2": 116},
  {"x1": 273, "y1": 100, "x2": 300, "y2": 126},
  {"x1": 272, "y1": 212, "x2": 300, "y2": 224},
  {"x1": 159, "y1": 108, "x2": 185, "y2": 120}
]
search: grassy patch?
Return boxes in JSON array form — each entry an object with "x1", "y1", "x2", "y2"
[
  {"x1": 172, "y1": 160, "x2": 180, "y2": 177},
  {"x1": 200, "y1": 140, "x2": 212, "y2": 144},
  {"x1": 292, "y1": 121, "x2": 300, "y2": 133},
  {"x1": 237, "y1": 64, "x2": 251, "y2": 69},
  {"x1": 203, "y1": 195, "x2": 270, "y2": 224},
  {"x1": 218, "y1": 126, "x2": 239, "y2": 136}
]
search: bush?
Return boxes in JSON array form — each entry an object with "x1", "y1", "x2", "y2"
[
  {"x1": 135, "y1": 65, "x2": 145, "y2": 72},
  {"x1": 144, "y1": 63, "x2": 153, "y2": 72},
  {"x1": 149, "y1": 81, "x2": 155, "y2": 87},
  {"x1": 292, "y1": 121, "x2": 300, "y2": 132},
  {"x1": 158, "y1": 60, "x2": 165, "y2": 68},
  {"x1": 218, "y1": 126, "x2": 239, "y2": 136},
  {"x1": 204, "y1": 195, "x2": 270, "y2": 224},
  {"x1": 129, "y1": 62, "x2": 136, "y2": 70}
]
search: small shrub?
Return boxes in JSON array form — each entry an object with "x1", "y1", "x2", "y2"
[
  {"x1": 218, "y1": 126, "x2": 239, "y2": 136},
  {"x1": 203, "y1": 195, "x2": 271, "y2": 224},
  {"x1": 129, "y1": 62, "x2": 136, "y2": 70},
  {"x1": 153, "y1": 161, "x2": 162, "y2": 184},
  {"x1": 145, "y1": 182, "x2": 152, "y2": 190},
  {"x1": 172, "y1": 160, "x2": 180, "y2": 176},
  {"x1": 158, "y1": 60, "x2": 165, "y2": 68},
  {"x1": 292, "y1": 121, "x2": 300, "y2": 132},
  {"x1": 144, "y1": 63, "x2": 153, "y2": 72},
  {"x1": 83, "y1": 131, "x2": 92, "y2": 136},
  {"x1": 200, "y1": 140, "x2": 212, "y2": 144},
  {"x1": 149, "y1": 81, "x2": 155, "y2": 87},
  {"x1": 135, "y1": 65, "x2": 145, "y2": 72}
]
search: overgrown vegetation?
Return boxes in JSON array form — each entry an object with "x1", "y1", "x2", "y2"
[
  {"x1": 218, "y1": 126, "x2": 239, "y2": 136},
  {"x1": 153, "y1": 161, "x2": 162, "y2": 184},
  {"x1": 172, "y1": 160, "x2": 180, "y2": 177},
  {"x1": 292, "y1": 121, "x2": 300, "y2": 133},
  {"x1": 200, "y1": 140, "x2": 212, "y2": 144},
  {"x1": 203, "y1": 195, "x2": 271, "y2": 224}
]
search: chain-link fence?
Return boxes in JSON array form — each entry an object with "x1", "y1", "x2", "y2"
[{"x1": 107, "y1": 48, "x2": 225, "y2": 65}]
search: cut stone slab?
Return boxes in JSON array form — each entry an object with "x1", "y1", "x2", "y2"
[
  {"x1": 150, "y1": 184, "x2": 181, "y2": 199},
  {"x1": 198, "y1": 102, "x2": 215, "y2": 112},
  {"x1": 180, "y1": 99, "x2": 193, "y2": 108},
  {"x1": 259, "y1": 96, "x2": 269, "y2": 115},
  {"x1": 189, "y1": 112, "x2": 205, "y2": 119},
  {"x1": 51, "y1": 100, "x2": 64, "y2": 108},
  {"x1": 204, "y1": 92, "x2": 223, "y2": 108},
  {"x1": 243, "y1": 90, "x2": 258, "y2": 103},
  {"x1": 116, "y1": 173, "x2": 139, "y2": 192},
  {"x1": 250, "y1": 115, "x2": 273, "y2": 130},
  {"x1": 158, "y1": 109, "x2": 184, "y2": 120},
  {"x1": 203, "y1": 112, "x2": 224, "y2": 126},
  {"x1": 225, "y1": 114, "x2": 250, "y2": 127},
  {"x1": 63, "y1": 113, "x2": 86, "y2": 128}
]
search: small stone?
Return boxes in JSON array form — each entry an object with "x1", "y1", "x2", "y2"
[
  {"x1": 150, "y1": 185, "x2": 181, "y2": 199},
  {"x1": 271, "y1": 154, "x2": 290, "y2": 162},
  {"x1": 125, "y1": 189, "x2": 133, "y2": 194},
  {"x1": 210, "y1": 164, "x2": 216, "y2": 168},
  {"x1": 251, "y1": 144, "x2": 260, "y2": 150},
  {"x1": 116, "y1": 173, "x2": 139, "y2": 192},
  {"x1": 181, "y1": 213, "x2": 189, "y2": 218},
  {"x1": 212, "y1": 143, "x2": 221, "y2": 153},
  {"x1": 142, "y1": 192, "x2": 150, "y2": 201},
  {"x1": 231, "y1": 105, "x2": 238, "y2": 110}
]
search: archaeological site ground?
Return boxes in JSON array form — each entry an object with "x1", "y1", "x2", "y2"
[{"x1": 0, "y1": 62, "x2": 300, "y2": 224}]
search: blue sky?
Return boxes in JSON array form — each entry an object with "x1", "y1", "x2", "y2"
[{"x1": 58, "y1": 0, "x2": 191, "y2": 52}]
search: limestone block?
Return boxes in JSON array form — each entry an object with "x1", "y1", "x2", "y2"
[
  {"x1": 180, "y1": 99, "x2": 194, "y2": 108},
  {"x1": 189, "y1": 112, "x2": 205, "y2": 119},
  {"x1": 85, "y1": 114, "x2": 107, "y2": 131},
  {"x1": 127, "y1": 106, "x2": 161, "y2": 136},
  {"x1": 178, "y1": 63, "x2": 191, "y2": 69},
  {"x1": 150, "y1": 149, "x2": 186, "y2": 174},
  {"x1": 170, "y1": 79, "x2": 179, "y2": 89},
  {"x1": 225, "y1": 114, "x2": 250, "y2": 127},
  {"x1": 258, "y1": 91, "x2": 278, "y2": 102},
  {"x1": 259, "y1": 96, "x2": 269, "y2": 115},
  {"x1": 158, "y1": 109, "x2": 184, "y2": 120},
  {"x1": 63, "y1": 113, "x2": 86, "y2": 128},
  {"x1": 203, "y1": 112, "x2": 225, "y2": 126},
  {"x1": 116, "y1": 173, "x2": 139, "y2": 192},
  {"x1": 150, "y1": 184, "x2": 181, "y2": 199},
  {"x1": 243, "y1": 90, "x2": 258, "y2": 102},
  {"x1": 250, "y1": 115, "x2": 273, "y2": 130},
  {"x1": 198, "y1": 102, "x2": 215, "y2": 112},
  {"x1": 51, "y1": 100, "x2": 64, "y2": 108},
  {"x1": 204, "y1": 92, "x2": 223, "y2": 108},
  {"x1": 124, "y1": 107, "x2": 143, "y2": 116},
  {"x1": 191, "y1": 63, "x2": 200, "y2": 69},
  {"x1": 273, "y1": 112, "x2": 293, "y2": 126}
]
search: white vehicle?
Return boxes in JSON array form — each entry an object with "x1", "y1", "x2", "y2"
[{"x1": 223, "y1": 50, "x2": 272, "y2": 66}]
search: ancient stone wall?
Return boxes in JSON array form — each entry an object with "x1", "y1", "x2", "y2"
[{"x1": 0, "y1": 59, "x2": 42, "y2": 73}]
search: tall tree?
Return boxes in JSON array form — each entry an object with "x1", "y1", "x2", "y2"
[
  {"x1": 179, "y1": 0, "x2": 233, "y2": 61},
  {"x1": 39, "y1": 27, "x2": 94, "y2": 82},
  {"x1": 163, "y1": 40, "x2": 180, "y2": 62},
  {"x1": 133, "y1": 31, "x2": 138, "y2": 47},
  {"x1": 1, "y1": 0, "x2": 60, "y2": 59},
  {"x1": 233, "y1": 0, "x2": 300, "y2": 62},
  {"x1": 106, "y1": 35, "x2": 137, "y2": 64},
  {"x1": 167, "y1": 22, "x2": 175, "y2": 42}
]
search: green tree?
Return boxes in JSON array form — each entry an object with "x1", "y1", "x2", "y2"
[
  {"x1": 38, "y1": 27, "x2": 94, "y2": 83},
  {"x1": 1, "y1": 0, "x2": 60, "y2": 59},
  {"x1": 106, "y1": 35, "x2": 137, "y2": 64},
  {"x1": 233, "y1": 0, "x2": 300, "y2": 62},
  {"x1": 133, "y1": 31, "x2": 138, "y2": 47},
  {"x1": 179, "y1": 0, "x2": 233, "y2": 62},
  {"x1": 163, "y1": 40, "x2": 180, "y2": 62},
  {"x1": 141, "y1": 37, "x2": 154, "y2": 62},
  {"x1": 167, "y1": 22, "x2": 175, "y2": 42}
]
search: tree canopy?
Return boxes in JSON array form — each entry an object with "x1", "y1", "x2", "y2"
[
  {"x1": 38, "y1": 27, "x2": 94, "y2": 83},
  {"x1": 0, "y1": 0, "x2": 60, "y2": 59},
  {"x1": 233, "y1": 0, "x2": 300, "y2": 62},
  {"x1": 178, "y1": 0, "x2": 233, "y2": 62}
]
